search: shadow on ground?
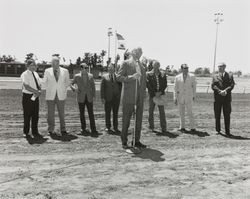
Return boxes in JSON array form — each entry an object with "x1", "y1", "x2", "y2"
[
  {"x1": 184, "y1": 130, "x2": 210, "y2": 137},
  {"x1": 133, "y1": 148, "x2": 165, "y2": 162},
  {"x1": 154, "y1": 130, "x2": 179, "y2": 138},
  {"x1": 218, "y1": 132, "x2": 250, "y2": 140}
]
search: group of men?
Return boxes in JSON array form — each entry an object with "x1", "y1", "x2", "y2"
[{"x1": 21, "y1": 47, "x2": 235, "y2": 149}]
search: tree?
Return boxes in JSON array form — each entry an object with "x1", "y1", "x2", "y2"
[
  {"x1": 236, "y1": 70, "x2": 242, "y2": 77},
  {"x1": 203, "y1": 67, "x2": 210, "y2": 75},
  {"x1": 194, "y1": 67, "x2": 203, "y2": 75}
]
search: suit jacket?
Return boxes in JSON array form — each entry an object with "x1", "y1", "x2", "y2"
[
  {"x1": 211, "y1": 72, "x2": 235, "y2": 102},
  {"x1": 146, "y1": 70, "x2": 167, "y2": 98},
  {"x1": 43, "y1": 67, "x2": 70, "y2": 100},
  {"x1": 72, "y1": 72, "x2": 95, "y2": 103},
  {"x1": 116, "y1": 59, "x2": 147, "y2": 104},
  {"x1": 100, "y1": 73, "x2": 122, "y2": 102},
  {"x1": 174, "y1": 73, "x2": 196, "y2": 104}
]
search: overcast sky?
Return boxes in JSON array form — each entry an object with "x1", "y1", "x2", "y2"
[{"x1": 0, "y1": 0, "x2": 249, "y2": 73}]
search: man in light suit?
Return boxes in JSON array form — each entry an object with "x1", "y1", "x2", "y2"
[
  {"x1": 211, "y1": 62, "x2": 235, "y2": 136},
  {"x1": 174, "y1": 64, "x2": 196, "y2": 132},
  {"x1": 116, "y1": 47, "x2": 147, "y2": 149},
  {"x1": 100, "y1": 63, "x2": 122, "y2": 133},
  {"x1": 43, "y1": 56, "x2": 70, "y2": 137},
  {"x1": 71, "y1": 63, "x2": 97, "y2": 136}
]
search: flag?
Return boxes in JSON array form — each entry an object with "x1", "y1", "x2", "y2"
[
  {"x1": 108, "y1": 27, "x2": 113, "y2": 36},
  {"x1": 118, "y1": 41, "x2": 126, "y2": 50},
  {"x1": 116, "y1": 33, "x2": 125, "y2": 40}
]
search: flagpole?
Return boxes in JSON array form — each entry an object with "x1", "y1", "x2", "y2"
[{"x1": 114, "y1": 30, "x2": 117, "y2": 63}]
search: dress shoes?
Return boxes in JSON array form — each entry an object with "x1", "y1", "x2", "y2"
[
  {"x1": 122, "y1": 143, "x2": 129, "y2": 149},
  {"x1": 178, "y1": 128, "x2": 186, "y2": 132},
  {"x1": 132, "y1": 141, "x2": 147, "y2": 148},
  {"x1": 105, "y1": 128, "x2": 111, "y2": 132},
  {"x1": 33, "y1": 133, "x2": 43, "y2": 139},
  {"x1": 114, "y1": 128, "x2": 121, "y2": 134},
  {"x1": 61, "y1": 131, "x2": 69, "y2": 136}
]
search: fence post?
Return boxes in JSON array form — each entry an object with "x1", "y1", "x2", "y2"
[{"x1": 206, "y1": 85, "x2": 209, "y2": 93}]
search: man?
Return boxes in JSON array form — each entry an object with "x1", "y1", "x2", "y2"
[
  {"x1": 21, "y1": 59, "x2": 43, "y2": 140},
  {"x1": 174, "y1": 64, "x2": 196, "y2": 132},
  {"x1": 116, "y1": 47, "x2": 147, "y2": 149},
  {"x1": 100, "y1": 63, "x2": 122, "y2": 133},
  {"x1": 211, "y1": 62, "x2": 235, "y2": 136},
  {"x1": 70, "y1": 63, "x2": 98, "y2": 135},
  {"x1": 43, "y1": 55, "x2": 70, "y2": 137},
  {"x1": 146, "y1": 60, "x2": 167, "y2": 133}
]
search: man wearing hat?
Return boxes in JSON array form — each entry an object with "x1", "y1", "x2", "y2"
[
  {"x1": 43, "y1": 55, "x2": 70, "y2": 137},
  {"x1": 70, "y1": 63, "x2": 98, "y2": 136},
  {"x1": 174, "y1": 64, "x2": 196, "y2": 132},
  {"x1": 211, "y1": 62, "x2": 235, "y2": 136},
  {"x1": 146, "y1": 60, "x2": 167, "y2": 133}
]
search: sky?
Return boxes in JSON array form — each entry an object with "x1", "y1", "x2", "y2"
[{"x1": 0, "y1": 0, "x2": 249, "y2": 73}]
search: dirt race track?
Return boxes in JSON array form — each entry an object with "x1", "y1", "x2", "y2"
[{"x1": 0, "y1": 89, "x2": 250, "y2": 199}]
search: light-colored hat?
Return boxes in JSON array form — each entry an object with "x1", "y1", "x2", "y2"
[{"x1": 153, "y1": 95, "x2": 168, "y2": 106}]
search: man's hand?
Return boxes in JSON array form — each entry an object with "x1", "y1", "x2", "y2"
[
  {"x1": 219, "y1": 90, "x2": 227, "y2": 96},
  {"x1": 155, "y1": 92, "x2": 161, "y2": 97},
  {"x1": 34, "y1": 90, "x2": 41, "y2": 97},
  {"x1": 70, "y1": 85, "x2": 75, "y2": 92},
  {"x1": 174, "y1": 98, "x2": 178, "y2": 106},
  {"x1": 129, "y1": 73, "x2": 141, "y2": 80},
  {"x1": 101, "y1": 99, "x2": 105, "y2": 104}
]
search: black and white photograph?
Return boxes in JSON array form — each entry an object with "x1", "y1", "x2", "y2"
[{"x1": 0, "y1": 0, "x2": 249, "y2": 198}]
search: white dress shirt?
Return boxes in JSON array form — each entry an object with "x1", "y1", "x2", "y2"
[{"x1": 20, "y1": 70, "x2": 41, "y2": 94}]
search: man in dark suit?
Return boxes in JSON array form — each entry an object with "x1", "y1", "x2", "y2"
[
  {"x1": 146, "y1": 60, "x2": 167, "y2": 133},
  {"x1": 70, "y1": 63, "x2": 97, "y2": 135},
  {"x1": 117, "y1": 47, "x2": 147, "y2": 149},
  {"x1": 100, "y1": 63, "x2": 122, "y2": 133},
  {"x1": 211, "y1": 62, "x2": 235, "y2": 136}
]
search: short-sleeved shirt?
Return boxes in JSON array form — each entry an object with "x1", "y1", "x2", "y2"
[{"x1": 20, "y1": 70, "x2": 41, "y2": 94}]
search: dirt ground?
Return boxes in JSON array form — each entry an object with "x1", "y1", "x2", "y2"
[{"x1": 0, "y1": 89, "x2": 249, "y2": 199}]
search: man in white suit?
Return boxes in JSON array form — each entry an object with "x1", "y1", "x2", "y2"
[
  {"x1": 174, "y1": 64, "x2": 196, "y2": 132},
  {"x1": 43, "y1": 56, "x2": 70, "y2": 137}
]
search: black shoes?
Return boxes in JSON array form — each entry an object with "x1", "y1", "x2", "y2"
[
  {"x1": 33, "y1": 133, "x2": 43, "y2": 139},
  {"x1": 132, "y1": 141, "x2": 147, "y2": 149},
  {"x1": 122, "y1": 143, "x2": 129, "y2": 149},
  {"x1": 179, "y1": 128, "x2": 186, "y2": 132},
  {"x1": 105, "y1": 128, "x2": 111, "y2": 132},
  {"x1": 61, "y1": 131, "x2": 69, "y2": 136}
]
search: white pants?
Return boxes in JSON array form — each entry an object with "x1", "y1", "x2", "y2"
[{"x1": 178, "y1": 102, "x2": 195, "y2": 129}]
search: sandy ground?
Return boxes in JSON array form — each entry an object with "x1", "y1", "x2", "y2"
[{"x1": 0, "y1": 89, "x2": 250, "y2": 199}]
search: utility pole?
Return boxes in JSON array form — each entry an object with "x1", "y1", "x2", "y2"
[
  {"x1": 107, "y1": 27, "x2": 113, "y2": 64},
  {"x1": 213, "y1": 13, "x2": 224, "y2": 73}
]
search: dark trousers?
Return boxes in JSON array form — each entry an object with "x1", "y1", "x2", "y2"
[
  {"x1": 121, "y1": 96, "x2": 144, "y2": 145},
  {"x1": 148, "y1": 97, "x2": 166, "y2": 131},
  {"x1": 22, "y1": 93, "x2": 39, "y2": 136},
  {"x1": 214, "y1": 100, "x2": 231, "y2": 134},
  {"x1": 78, "y1": 96, "x2": 96, "y2": 132},
  {"x1": 104, "y1": 98, "x2": 120, "y2": 130}
]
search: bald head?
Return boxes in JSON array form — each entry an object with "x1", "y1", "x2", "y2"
[{"x1": 131, "y1": 47, "x2": 143, "y2": 60}]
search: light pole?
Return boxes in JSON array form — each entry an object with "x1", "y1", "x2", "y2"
[
  {"x1": 213, "y1": 13, "x2": 223, "y2": 73},
  {"x1": 107, "y1": 27, "x2": 113, "y2": 63}
]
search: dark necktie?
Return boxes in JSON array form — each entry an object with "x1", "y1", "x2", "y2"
[
  {"x1": 32, "y1": 72, "x2": 41, "y2": 90},
  {"x1": 110, "y1": 74, "x2": 114, "y2": 82},
  {"x1": 54, "y1": 69, "x2": 59, "y2": 81}
]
